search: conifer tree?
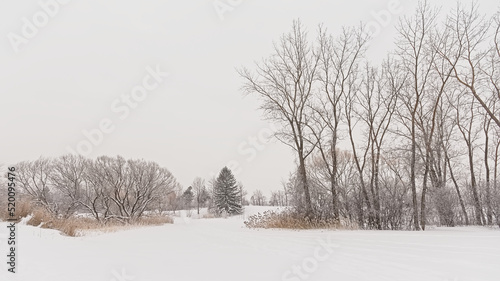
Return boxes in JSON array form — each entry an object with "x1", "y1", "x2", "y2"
[
  {"x1": 213, "y1": 167, "x2": 243, "y2": 215},
  {"x1": 182, "y1": 186, "x2": 194, "y2": 209}
]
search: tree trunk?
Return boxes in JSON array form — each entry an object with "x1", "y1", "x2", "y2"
[
  {"x1": 445, "y1": 152, "x2": 469, "y2": 225},
  {"x1": 467, "y1": 145, "x2": 484, "y2": 225},
  {"x1": 411, "y1": 115, "x2": 420, "y2": 230},
  {"x1": 421, "y1": 152, "x2": 430, "y2": 230},
  {"x1": 374, "y1": 145, "x2": 382, "y2": 230},
  {"x1": 331, "y1": 174, "x2": 339, "y2": 222},
  {"x1": 331, "y1": 139, "x2": 340, "y2": 222},
  {"x1": 298, "y1": 156, "x2": 313, "y2": 219},
  {"x1": 484, "y1": 124, "x2": 492, "y2": 225}
]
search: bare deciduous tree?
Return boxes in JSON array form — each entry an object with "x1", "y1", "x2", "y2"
[
  {"x1": 310, "y1": 25, "x2": 368, "y2": 222},
  {"x1": 17, "y1": 157, "x2": 56, "y2": 214},
  {"x1": 239, "y1": 20, "x2": 319, "y2": 218},
  {"x1": 440, "y1": 4, "x2": 499, "y2": 128},
  {"x1": 16, "y1": 155, "x2": 179, "y2": 224},
  {"x1": 395, "y1": 1, "x2": 438, "y2": 230},
  {"x1": 251, "y1": 190, "x2": 267, "y2": 206},
  {"x1": 357, "y1": 61, "x2": 400, "y2": 229},
  {"x1": 192, "y1": 177, "x2": 209, "y2": 214},
  {"x1": 50, "y1": 155, "x2": 87, "y2": 218}
]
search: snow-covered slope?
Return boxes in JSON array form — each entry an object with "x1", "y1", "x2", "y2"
[{"x1": 0, "y1": 206, "x2": 499, "y2": 281}]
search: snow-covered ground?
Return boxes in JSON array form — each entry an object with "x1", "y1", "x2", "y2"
[{"x1": 1, "y1": 206, "x2": 499, "y2": 281}]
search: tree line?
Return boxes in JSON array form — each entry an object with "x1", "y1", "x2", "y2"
[
  {"x1": 240, "y1": 2, "x2": 500, "y2": 230},
  {"x1": 4, "y1": 155, "x2": 179, "y2": 223},
  {"x1": 172, "y1": 167, "x2": 245, "y2": 217},
  {"x1": 0, "y1": 155, "x2": 247, "y2": 223}
]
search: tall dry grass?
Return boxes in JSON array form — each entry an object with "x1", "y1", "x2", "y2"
[
  {"x1": 1, "y1": 199, "x2": 173, "y2": 237},
  {"x1": 0, "y1": 199, "x2": 33, "y2": 222},
  {"x1": 244, "y1": 210, "x2": 357, "y2": 230}
]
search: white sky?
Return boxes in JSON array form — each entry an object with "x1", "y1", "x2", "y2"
[{"x1": 1, "y1": 0, "x2": 498, "y2": 196}]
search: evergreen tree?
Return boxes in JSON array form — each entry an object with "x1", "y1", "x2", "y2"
[
  {"x1": 213, "y1": 167, "x2": 243, "y2": 215},
  {"x1": 182, "y1": 186, "x2": 194, "y2": 209}
]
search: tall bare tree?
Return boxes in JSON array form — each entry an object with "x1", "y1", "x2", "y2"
[
  {"x1": 440, "y1": 4, "x2": 499, "y2": 128},
  {"x1": 356, "y1": 60, "x2": 400, "y2": 229},
  {"x1": 50, "y1": 155, "x2": 87, "y2": 218},
  {"x1": 453, "y1": 92, "x2": 485, "y2": 224},
  {"x1": 16, "y1": 157, "x2": 55, "y2": 214},
  {"x1": 310, "y1": 25, "x2": 368, "y2": 222},
  {"x1": 239, "y1": 20, "x2": 320, "y2": 218},
  {"x1": 395, "y1": 1, "x2": 438, "y2": 230},
  {"x1": 192, "y1": 177, "x2": 209, "y2": 214}
]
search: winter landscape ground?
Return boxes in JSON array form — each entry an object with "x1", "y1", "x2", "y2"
[{"x1": 1, "y1": 206, "x2": 499, "y2": 281}]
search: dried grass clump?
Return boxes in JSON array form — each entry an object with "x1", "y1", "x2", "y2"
[
  {"x1": 26, "y1": 207, "x2": 173, "y2": 237},
  {"x1": 244, "y1": 210, "x2": 341, "y2": 230},
  {"x1": 0, "y1": 199, "x2": 34, "y2": 222},
  {"x1": 133, "y1": 215, "x2": 174, "y2": 226},
  {"x1": 26, "y1": 208, "x2": 84, "y2": 237},
  {"x1": 27, "y1": 207, "x2": 53, "y2": 227},
  {"x1": 202, "y1": 213, "x2": 216, "y2": 219},
  {"x1": 14, "y1": 200, "x2": 33, "y2": 219},
  {"x1": 2, "y1": 197, "x2": 174, "y2": 237}
]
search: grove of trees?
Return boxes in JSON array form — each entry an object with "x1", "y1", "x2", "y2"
[
  {"x1": 11, "y1": 155, "x2": 180, "y2": 223},
  {"x1": 240, "y1": 2, "x2": 500, "y2": 230}
]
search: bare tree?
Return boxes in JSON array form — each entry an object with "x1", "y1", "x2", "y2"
[
  {"x1": 16, "y1": 157, "x2": 56, "y2": 214},
  {"x1": 239, "y1": 4, "x2": 500, "y2": 228},
  {"x1": 356, "y1": 60, "x2": 400, "y2": 229},
  {"x1": 239, "y1": 20, "x2": 320, "y2": 218},
  {"x1": 482, "y1": 108, "x2": 494, "y2": 224},
  {"x1": 483, "y1": 12, "x2": 500, "y2": 117},
  {"x1": 439, "y1": 3, "x2": 499, "y2": 128},
  {"x1": 452, "y1": 91, "x2": 485, "y2": 225},
  {"x1": 310, "y1": 25, "x2": 368, "y2": 222},
  {"x1": 50, "y1": 155, "x2": 87, "y2": 218},
  {"x1": 251, "y1": 190, "x2": 267, "y2": 206},
  {"x1": 192, "y1": 177, "x2": 209, "y2": 214},
  {"x1": 269, "y1": 190, "x2": 287, "y2": 206},
  {"x1": 80, "y1": 156, "x2": 178, "y2": 223},
  {"x1": 394, "y1": 1, "x2": 438, "y2": 230},
  {"x1": 238, "y1": 182, "x2": 248, "y2": 206},
  {"x1": 79, "y1": 160, "x2": 106, "y2": 222}
]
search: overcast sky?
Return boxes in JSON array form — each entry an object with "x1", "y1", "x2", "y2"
[{"x1": 1, "y1": 0, "x2": 498, "y2": 196}]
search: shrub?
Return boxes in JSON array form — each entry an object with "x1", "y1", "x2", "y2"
[
  {"x1": 244, "y1": 210, "x2": 340, "y2": 229},
  {"x1": 133, "y1": 215, "x2": 174, "y2": 226},
  {"x1": 27, "y1": 207, "x2": 53, "y2": 227}
]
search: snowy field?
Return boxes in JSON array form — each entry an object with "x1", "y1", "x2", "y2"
[{"x1": 1, "y1": 206, "x2": 499, "y2": 281}]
